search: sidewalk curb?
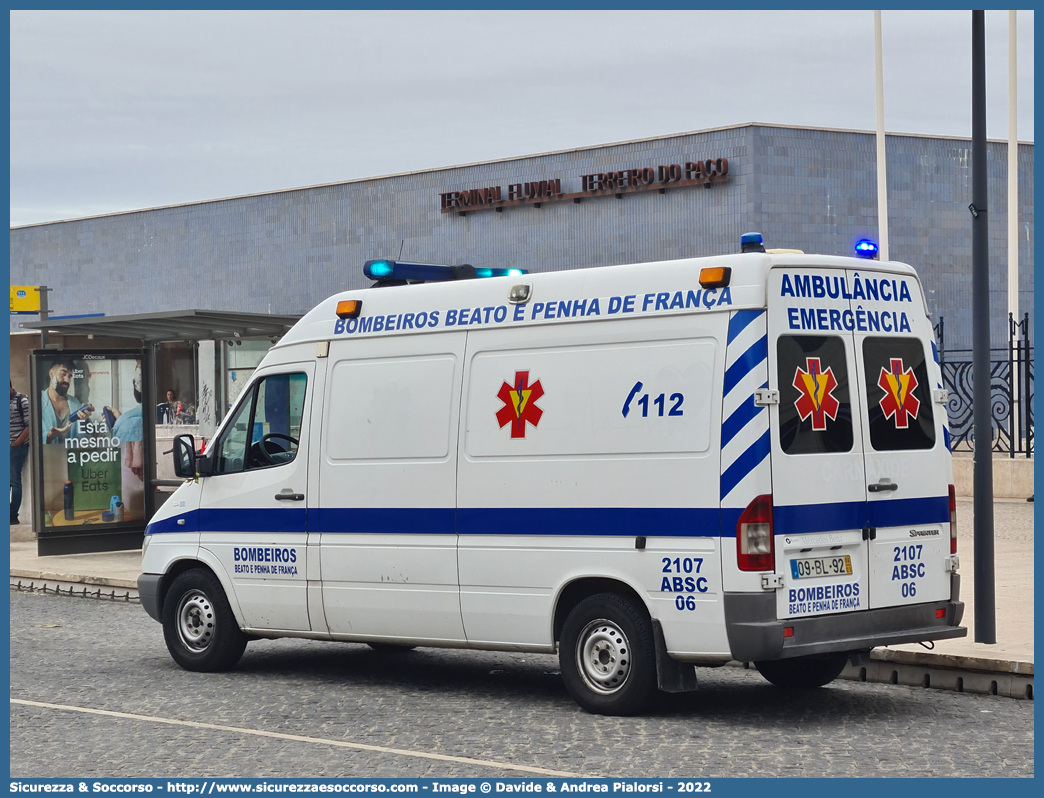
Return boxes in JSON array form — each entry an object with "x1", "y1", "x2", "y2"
[
  {"x1": 871, "y1": 647, "x2": 1033, "y2": 676},
  {"x1": 10, "y1": 568, "x2": 138, "y2": 590},
  {"x1": 841, "y1": 656, "x2": 1033, "y2": 700}
]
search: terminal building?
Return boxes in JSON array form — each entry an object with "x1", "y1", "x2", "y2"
[
  {"x1": 10, "y1": 123, "x2": 1034, "y2": 347},
  {"x1": 8, "y1": 122, "x2": 1035, "y2": 531}
]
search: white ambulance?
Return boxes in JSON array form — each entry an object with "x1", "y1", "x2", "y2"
[{"x1": 138, "y1": 234, "x2": 965, "y2": 716}]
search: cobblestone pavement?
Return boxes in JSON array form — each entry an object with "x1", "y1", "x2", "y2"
[{"x1": 10, "y1": 591, "x2": 1034, "y2": 779}]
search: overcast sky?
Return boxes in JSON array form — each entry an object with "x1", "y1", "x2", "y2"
[{"x1": 9, "y1": 9, "x2": 1034, "y2": 227}]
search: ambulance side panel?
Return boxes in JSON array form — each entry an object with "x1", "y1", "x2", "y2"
[
  {"x1": 317, "y1": 332, "x2": 468, "y2": 644},
  {"x1": 456, "y1": 314, "x2": 732, "y2": 658}
]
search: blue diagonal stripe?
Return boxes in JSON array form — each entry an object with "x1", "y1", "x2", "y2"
[
  {"x1": 721, "y1": 386, "x2": 767, "y2": 449},
  {"x1": 931, "y1": 341, "x2": 940, "y2": 364},
  {"x1": 720, "y1": 429, "x2": 771, "y2": 500},
  {"x1": 727, "y1": 309, "x2": 765, "y2": 345},
  {"x1": 723, "y1": 335, "x2": 767, "y2": 396}
]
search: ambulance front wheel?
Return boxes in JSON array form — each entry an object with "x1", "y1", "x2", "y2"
[
  {"x1": 559, "y1": 593, "x2": 657, "y2": 716},
  {"x1": 754, "y1": 652, "x2": 848, "y2": 688},
  {"x1": 162, "y1": 568, "x2": 248, "y2": 672}
]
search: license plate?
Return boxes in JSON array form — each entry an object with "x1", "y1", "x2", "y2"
[{"x1": 790, "y1": 555, "x2": 852, "y2": 580}]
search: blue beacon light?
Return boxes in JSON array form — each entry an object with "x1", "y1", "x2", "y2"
[
  {"x1": 477, "y1": 268, "x2": 525, "y2": 278},
  {"x1": 365, "y1": 259, "x2": 395, "y2": 278},
  {"x1": 854, "y1": 239, "x2": 879, "y2": 260},
  {"x1": 363, "y1": 259, "x2": 528, "y2": 283},
  {"x1": 740, "y1": 232, "x2": 766, "y2": 253}
]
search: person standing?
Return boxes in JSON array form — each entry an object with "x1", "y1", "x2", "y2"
[{"x1": 10, "y1": 381, "x2": 30, "y2": 524}]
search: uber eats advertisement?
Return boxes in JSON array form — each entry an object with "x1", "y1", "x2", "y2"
[{"x1": 34, "y1": 351, "x2": 146, "y2": 530}]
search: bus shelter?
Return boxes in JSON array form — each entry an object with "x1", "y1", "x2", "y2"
[{"x1": 21, "y1": 310, "x2": 299, "y2": 555}]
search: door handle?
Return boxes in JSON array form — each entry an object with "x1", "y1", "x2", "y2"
[
  {"x1": 868, "y1": 482, "x2": 898, "y2": 493},
  {"x1": 274, "y1": 492, "x2": 305, "y2": 501}
]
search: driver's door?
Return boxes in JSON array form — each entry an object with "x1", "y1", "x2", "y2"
[{"x1": 199, "y1": 362, "x2": 314, "y2": 632}]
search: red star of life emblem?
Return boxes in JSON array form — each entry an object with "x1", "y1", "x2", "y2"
[
  {"x1": 878, "y1": 357, "x2": 920, "y2": 429},
  {"x1": 793, "y1": 357, "x2": 840, "y2": 431},
  {"x1": 496, "y1": 371, "x2": 544, "y2": 439}
]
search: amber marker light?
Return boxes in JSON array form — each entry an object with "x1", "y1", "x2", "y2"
[
  {"x1": 699, "y1": 266, "x2": 731, "y2": 289},
  {"x1": 336, "y1": 300, "x2": 362, "y2": 319}
]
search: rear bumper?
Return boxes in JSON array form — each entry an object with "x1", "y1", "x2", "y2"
[
  {"x1": 137, "y1": 573, "x2": 163, "y2": 623},
  {"x1": 724, "y1": 580, "x2": 966, "y2": 662}
]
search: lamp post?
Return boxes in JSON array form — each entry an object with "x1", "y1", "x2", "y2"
[
  {"x1": 971, "y1": 9, "x2": 996, "y2": 644},
  {"x1": 873, "y1": 11, "x2": 889, "y2": 261}
]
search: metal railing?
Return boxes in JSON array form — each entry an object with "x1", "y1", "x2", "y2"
[{"x1": 933, "y1": 313, "x2": 1033, "y2": 457}]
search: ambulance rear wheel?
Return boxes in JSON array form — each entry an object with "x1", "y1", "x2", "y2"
[
  {"x1": 559, "y1": 593, "x2": 656, "y2": 716},
  {"x1": 754, "y1": 653, "x2": 848, "y2": 688},
  {"x1": 162, "y1": 568, "x2": 248, "y2": 672}
]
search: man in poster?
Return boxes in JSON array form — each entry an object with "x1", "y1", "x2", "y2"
[{"x1": 41, "y1": 359, "x2": 93, "y2": 444}]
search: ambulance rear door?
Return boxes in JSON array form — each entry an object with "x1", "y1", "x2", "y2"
[
  {"x1": 767, "y1": 267, "x2": 869, "y2": 620},
  {"x1": 846, "y1": 268, "x2": 952, "y2": 610}
]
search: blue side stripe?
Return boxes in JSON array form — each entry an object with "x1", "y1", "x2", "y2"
[
  {"x1": 199, "y1": 508, "x2": 307, "y2": 533},
  {"x1": 148, "y1": 507, "x2": 721, "y2": 537},
  {"x1": 721, "y1": 389, "x2": 766, "y2": 449},
  {"x1": 727, "y1": 309, "x2": 764, "y2": 345},
  {"x1": 773, "y1": 496, "x2": 951, "y2": 536},
  {"x1": 722, "y1": 335, "x2": 767, "y2": 396},
  {"x1": 773, "y1": 501, "x2": 865, "y2": 536},
  {"x1": 145, "y1": 511, "x2": 197, "y2": 535},
  {"x1": 144, "y1": 500, "x2": 950, "y2": 539},
  {"x1": 720, "y1": 507, "x2": 743, "y2": 538},
  {"x1": 931, "y1": 341, "x2": 940, "y2": 364},
  {"x1": 316, "y1": 507, "x2": 456, "y2": 535},
  {"x1": 868, "y1": 496, "x2": 949, "y2": 528},
  {"x1": 719, "y1": 429, "x2": 770, "y2": 500}
]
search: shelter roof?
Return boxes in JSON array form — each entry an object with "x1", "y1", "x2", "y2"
[{"x1": 20, "y1": 309, "x2": 300, "y2": 344}]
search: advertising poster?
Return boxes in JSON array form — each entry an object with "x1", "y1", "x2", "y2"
[{"x1": 36, "y1": 352, "x2": 145, "y2": 529}]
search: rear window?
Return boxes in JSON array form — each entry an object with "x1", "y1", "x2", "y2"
[
  {"x1": 777, "y1": 335, "x2": 854, "y2": 454},
  {"x1": 862, "y1": 337, "x2": 936, "y2": 451}
]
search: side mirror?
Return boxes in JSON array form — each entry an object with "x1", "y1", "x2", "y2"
[
  {"x1": 172, "y1": 434, "x2": 196, "y2": 479},
  {"x1": 197, "y1": 453, "x2": 213, "y2": 477}
]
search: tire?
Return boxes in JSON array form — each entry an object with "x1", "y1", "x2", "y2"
[
  {"x1": 162, "y1": 568, "x2": 248, "y2": 672},
  {"x1": 754, "y1": 653, "x2": 848, "y2": 688},
  {"x1": 367, "y1": 643, "x2": 417, "y2": 653},
  {"x1": 559, "y1": 593, "x2": 657, "y2": 716}
]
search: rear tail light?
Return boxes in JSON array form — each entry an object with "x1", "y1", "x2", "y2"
[
  {"x1": 948, "y1": 484, "x2": 957, "y2": 554},
  {"x1": 737, "y1": 494, "x2": 774, "y2": 571}
]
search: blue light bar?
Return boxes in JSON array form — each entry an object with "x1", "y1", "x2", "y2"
[
  {"x1": 364, "y1": 260, "x2": 451, "y2": 281},
  {"x1": 854, "y1": 239, "x2": 879, "y2": 259},
  {"x1": 363, "y1": 260, "x2": 527, "y2": 282}
]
